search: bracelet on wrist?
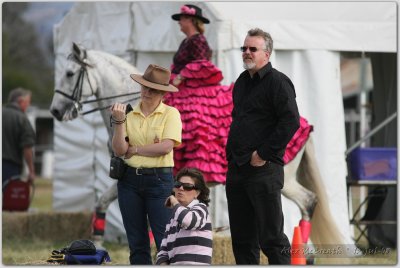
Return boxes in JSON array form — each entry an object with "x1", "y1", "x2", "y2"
[
  {"x1": 113, "y1": 117, "x2": 126, "y2": 124},
  {"x1": 109, "y1": 115, "x2": 126, "y2": 127}
]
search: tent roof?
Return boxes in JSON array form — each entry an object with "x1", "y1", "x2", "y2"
[
  {"x1": 55, "y1": 2, "x2": 397, "y2": 54},
  {"x1": 131, "y1": 1, "x2": 397, "y2": 53},
  {"x1": 212, "y1": 2, "x2": 396, "y2": 52}
]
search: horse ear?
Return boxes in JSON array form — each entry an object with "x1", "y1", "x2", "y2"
[
  {"x1": 72, "y1": 42, "x2": 81, "y2": 59},
  {"x1": 73, "y1": 42, "x2": 81, "y2": 56},
  {"x1": 71, "y1": 42, "x2": 90, "y2": 67}
]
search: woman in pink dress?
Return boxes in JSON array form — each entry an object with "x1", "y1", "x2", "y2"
[{"x1": 165, "y1": 4, "x2": 234, "y2": 184}]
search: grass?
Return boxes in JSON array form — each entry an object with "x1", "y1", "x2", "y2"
[
  {"x1": 3, "y1": 236, "x2": 396, "y2": 265},
  {"x1": 29, "y1": 178, "x2": 53, "y2": 212},
  {"x1": 2, "y1": 238, "x2": 131, "y2": 265},
  {"x1": 314, "y1": 249, "x2": 397, "y2": 265},
  {"x1": 2, "y1": 178, "x2": 398, "y2": 265}
]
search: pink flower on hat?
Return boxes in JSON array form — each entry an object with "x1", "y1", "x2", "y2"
[{"x1": 181, "y1": 5, "x2": 196, "y2": 15}]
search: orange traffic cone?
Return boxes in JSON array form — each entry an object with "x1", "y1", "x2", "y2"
[{"x1": 291, "y1": 226, "x2": 306, "y2": 265}]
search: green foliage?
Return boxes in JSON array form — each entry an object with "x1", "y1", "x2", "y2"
[{"x1": 2, "y1": 2, "x2": 54, "y2": 108}]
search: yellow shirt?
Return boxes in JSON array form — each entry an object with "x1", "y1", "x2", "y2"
[{"x1": 124, "y1": 101, "x2": 182, "y2": 168}]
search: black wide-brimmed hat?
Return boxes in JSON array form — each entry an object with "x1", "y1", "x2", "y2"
[{"x1": 171, "y1": 4, "x2": 210, "y2": 24}]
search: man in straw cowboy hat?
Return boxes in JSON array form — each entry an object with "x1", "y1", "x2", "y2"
[{"x1": 111, "y1": 64, "x2": 182, "y2": 264}]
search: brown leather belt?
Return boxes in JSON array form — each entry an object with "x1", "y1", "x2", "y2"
[{"x1": 129, "y1": 167, "x2": 172, "y2": 175}]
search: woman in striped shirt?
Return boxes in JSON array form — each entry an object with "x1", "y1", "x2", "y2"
[{"x1": 156, "y1": 168, "x2": 212, "y2": 265}]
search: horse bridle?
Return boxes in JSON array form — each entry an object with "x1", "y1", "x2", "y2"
[{"x1": 54, "y1": 53, "x2": 140, "y2": 116}]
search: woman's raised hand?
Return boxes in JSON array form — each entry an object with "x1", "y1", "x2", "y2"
[
  {"x1": 165, "y1": 195, "x2": 178, "y2": 208},
  {"x1": 110, "y1": 103, "x2": 127, "y2": 121}
]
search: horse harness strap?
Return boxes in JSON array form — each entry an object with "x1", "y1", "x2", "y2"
[
  {"x1": 54, "y1": 66, "x2": 91, "y2": 105},
  {"x1": 55, "y1": 62, "x2": 140, "y2": 116},
  {"x1": 81, "y1": 92, "x2": 141, "y2": 104},
  {"x1": 82, "y1": 96, "x2": 140, "y2": 116}
]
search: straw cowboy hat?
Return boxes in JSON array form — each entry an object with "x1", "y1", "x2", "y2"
[
  {"x1": 130, "y1": 64, "x2": 178, "y2": 92},
  {"x1": 171, "y1": 4, "x2": 210, "y2": 24}
]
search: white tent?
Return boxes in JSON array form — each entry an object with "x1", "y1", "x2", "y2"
[{"x1": 52, "y1": 1, "x2": 397, "y2": 244}]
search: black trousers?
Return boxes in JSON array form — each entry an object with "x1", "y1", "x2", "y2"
[{"x1": 226, "y1": 161, "x2": 291, "y2": 265}]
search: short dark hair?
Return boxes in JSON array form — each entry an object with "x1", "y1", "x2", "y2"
[
  {"x1": 176, "y1": 167, "x2": 210, "y2": 206},
  {"x1": 8, "y1": 87, "x2": 32, "y2": 103},
  {"x1": 247, "y1": 28, "x2": 273, "y2": 54}
]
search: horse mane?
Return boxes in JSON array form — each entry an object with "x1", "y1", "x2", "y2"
[
  {"x1": 88, "y1": 50, "x2": 140, "y2": 76},
  {"x1": 82, "y1": 49, "x2": 142, "y2": 99}
]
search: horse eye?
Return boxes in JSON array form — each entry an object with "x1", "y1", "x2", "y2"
[{"x1": 66, "y1": 71, "x2": 74, "y2": 77}]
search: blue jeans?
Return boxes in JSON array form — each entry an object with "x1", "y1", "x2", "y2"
[
  {"x1": 117, "y1": 167, "x2": 173, "y2": 265},
  {"x1": 2, "y1": 159, "x2": 21, "y2": 191}
]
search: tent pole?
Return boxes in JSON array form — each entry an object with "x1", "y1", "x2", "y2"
[
  {"x1": 358, "y1": 52, "x2": 369, "y2": 149},
  {"x1": 345, "y1": 112, "x2": 397, "y2": 155}
]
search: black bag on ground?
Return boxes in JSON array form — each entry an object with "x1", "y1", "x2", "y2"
[
  {"x1": 47, "y1": 239, "x2": 111, "y2": 264},
  {"x1": 67, "y1": 239, "x2": 96, "y2": 255}
]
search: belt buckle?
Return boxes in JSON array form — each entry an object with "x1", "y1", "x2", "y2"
[{"x1": 136, "y1": 168, "x2": 143, "y2": 176}]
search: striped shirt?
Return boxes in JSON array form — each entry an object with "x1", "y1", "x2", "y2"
[{"x1": 156, "y1": 199, "x2": 213, "y2": 265}]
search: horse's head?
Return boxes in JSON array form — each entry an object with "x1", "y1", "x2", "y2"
[{"x1": 50, "y1": 43, "x2": 97, "y2": 121}]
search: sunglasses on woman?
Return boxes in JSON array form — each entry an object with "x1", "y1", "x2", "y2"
[{"x1": 174, "y1": 181, "x2": 197, "y2": 191}]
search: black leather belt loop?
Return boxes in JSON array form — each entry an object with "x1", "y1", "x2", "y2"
[{"x1": 129, "y1": 167, "x2": 172, "y2": 176}]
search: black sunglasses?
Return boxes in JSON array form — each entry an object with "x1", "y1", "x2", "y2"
[
  {"x1": 142, "y1": 86, "x2": 163, "y2": 94},
  {"x1": 174, "y1": 181, "x2": 197, "y2": 191},
  {"x1": 240, "y1": 46, "x2": 262, "y2": 53}
]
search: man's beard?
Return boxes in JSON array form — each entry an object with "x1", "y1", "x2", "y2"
[{"x1": 243, "y1": 60, "x2": 256, "y2": 70}]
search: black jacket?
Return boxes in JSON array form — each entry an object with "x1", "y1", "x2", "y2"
[
  {"x1": 2, "y1": 103, "x2": 36, "y2": 165},
  {"x1": 226, "y1": 62, "x2": 300, "y2": 166}
]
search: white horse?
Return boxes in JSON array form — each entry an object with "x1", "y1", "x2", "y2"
[
  {"x1": 50, "y1": 43, "x2": 344, "y2": 247},
  {"x1": 50, "y1": 43, "x2": 141, "y2": 246}
]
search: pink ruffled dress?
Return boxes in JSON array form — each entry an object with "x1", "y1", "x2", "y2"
[
  {"x1": 283, "y1": 117, "x2": 313, "y2": 164},
  {"x1": 165, "y1": 60, "x2": 234, "y2": 183}
]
